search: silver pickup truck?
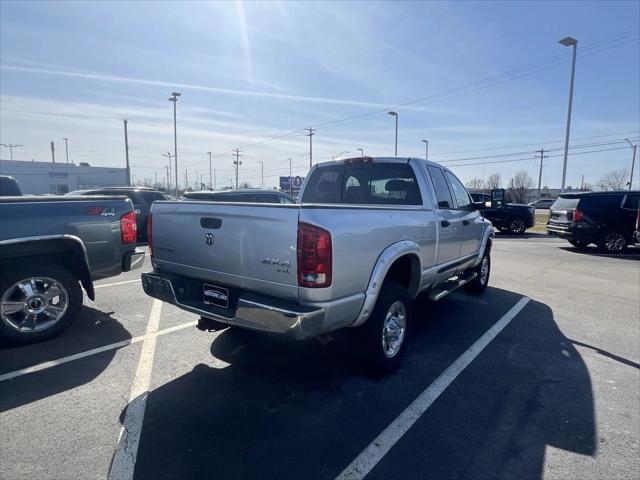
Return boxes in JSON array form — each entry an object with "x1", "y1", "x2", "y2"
[{"x1": 142, "y1": 157, "x2": 493, "y2": 372}]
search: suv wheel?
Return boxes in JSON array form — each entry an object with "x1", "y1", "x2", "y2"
[
  {"x1": 352, "y1": 281, "x2": 410, "y2": 375},
  {"x1": 465, "y1": 250, "x2": 490, "y2": 294},
  {"x1": 0, "y1": 262, "x2": 82, "y2": 344},
  {"x1": 598, "y1": 232, "x2": 627, "y2": 253},
  {"x1": 508, "y1": 217, "x2": 527, "y2": 234}
]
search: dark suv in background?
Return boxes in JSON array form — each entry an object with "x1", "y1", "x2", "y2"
[
  {"x1": 68, "y1": 187, "x2": 168, "y2": 243},
  {"x1": 547, "y1": 191, "x2": 640, "y2": 252}
]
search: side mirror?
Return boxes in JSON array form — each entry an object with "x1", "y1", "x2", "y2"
[
  {"x1": 472, "y1": 201, "x2": 486, "y2": 210},
  {"x1": 484, "y1": 201, "x2": 492, "y2": 208},
  {"x1": 491, "y1": 188, "x2": 506, "y2": 209}
]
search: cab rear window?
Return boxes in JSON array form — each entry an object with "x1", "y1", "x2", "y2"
[{"x1": 301, "y1": 162, "x2": 421, "y2": 205}]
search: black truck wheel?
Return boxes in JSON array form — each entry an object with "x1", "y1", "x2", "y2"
[
  {"x1": 352, "y1": 281, "x2": 411, "y2": 375},
  {"x1": 598, "y1": 232, "x2": 627, "y2": 253},
  {"x1": 0, "y1": 262, "x2": 82, "y2": 344},
  {"x1": 508, "y1": 217, "x2": 527, "y2": 234}
]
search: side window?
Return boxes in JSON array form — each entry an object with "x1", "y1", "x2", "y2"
[
  {"x1": 445, "y1": 171, "x2": 472, "y2": 209},
  {"x1": 427, "y1": 166, "x2": 454, "y2": 209},
  {"x1": 622, "y1": 194, "x2": 639, "y2": 210},
  {"x1": 587, "y1": 195, "x2": 623, "y2": 210},
  {"x1": 279, "y1": 195, "x2": 295, "y2": 204}
]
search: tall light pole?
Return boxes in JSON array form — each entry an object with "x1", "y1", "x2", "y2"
[
  {"x1": 0, "y1": 143, "x2": 22, "y2": 161},
  {"x1": 388, "y1": 111, "x2": 398, "y2": 156},
  {"x1": 258, "y1": 160, "x2": 264, "y2": 189},
  {"x1": 357, "y1": 148, "x2": 364, "y2": 157},
  {"x1": 625, "y1": 138, "x2": 637, "y2": 190},
  {"x1": 207, "y1": 151, "x2": 213, "y2": 190},
  {"x1": 559, "y1": 36, "x2": 577, "y2": 193},
  {"x1": 62, "y1": 138, "x2": 70, "y2": 164},
  {"x1": 421, "y1": 139, "x2": 429, "y2": 160},
  {"x1": 168, "y1": 92, "x2": 181, "y2": 196},
  {"x1": 288, "y1": 157, "x2": 292, "y2": 197}
]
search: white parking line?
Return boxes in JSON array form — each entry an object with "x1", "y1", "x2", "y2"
[
  {"x1": 335, "y1": 296, "x2": 531, "y2": 480},
  {"x1": 0, "y1": 320, "x2": 197, "y2": 383},
  {"x1": 94, "y1": 279, "x2": 141, "y2": 289},
  {"x1": 108, "y1": 299, "x2": 162, "y2": 480}
]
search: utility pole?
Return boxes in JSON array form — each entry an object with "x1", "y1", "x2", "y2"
[
  {"x1": 62, "y1": 138, "x2": 70, "y2": 164},
  {"x1": 168, "y1": 92, "x2": 182, "y2": 197},
  {"x1": 50, "y1": 141, "x2": 55, "y2": 163},
  {"x1": 580, "y1": 174, "x2": 585, "y2": 190},
  {"x1": 558, "y1": 36, "x2": 578, "y2": 193},
  {"x1": 535, "y1": 148, "x2": 548, "y2": 200},
  {"x1": 214, "y1": 169, "x2": 217, "y2": 190},
  {"x1": 154, "y1": 170, "x2": 158, "y2": 188},
  {"x1": 184, "y1": 169, "x2": 188, "y2": 191},
  {"x1": 165, "y1": 166, "x2": 170, "y2": 192},
  {"x1": 305, "y1": 128, "x2": 315, "y2": 168},
  {"x1": 388, "y1": 112, "x2": 398, "y2": 156},
  {"x1": 207, "y1": 151, "x2": 213, "y2": 190},
  {"x1": 288, "y1": 157, "x2": 292, "y2": 196},
  {"x1": 161, "y1": 152, "x2": 174, "y2": 193},
  {"x1": 0, "y1": 143, "x2": 22, "y2": 161},
  {"x1": 625, "y1": 139, "x2": 637, "y2": 190},
  {"x1": 232, "y1": 148, "x2": 243, "y2": 189},
  {"x1": 258, "y1": 160, "x2": 264, "y2": 189},
  {"x1": 123, "y1": 119, "x2": 131, "y2": 186}
]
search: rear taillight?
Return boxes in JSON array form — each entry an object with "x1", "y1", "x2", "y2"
[
  {"x1": 636, "y1": 209, "x2": 640, "y2": 230},
  {"x1": 120, "y1": 211, "x2": 137, "y2": 244},
  {"x1": 297, "y1": 223, "x2": 332, "y2": 288},
  {"x1": 147, "y1": 214, "x2": 153, "y2": 257},
  {"x1": 573, "y1": 209, "x2": 584, "y2": 222}
]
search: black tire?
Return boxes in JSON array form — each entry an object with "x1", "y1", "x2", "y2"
[
  {"x1": 465, "y1": 249, "x2": 491, "y2": 294},
  {"x1": 569, "y1": 239, "x2": 590, "y2": 250},
  {"x1": 598, "y1": 232, "x2": 627, "y2": 253},
  {"x1": 508, "y1": 217, "x2": 527, "y2": 235},
  {"x1": 0, "y1": 261, "x2": 82, "y2": 344},
  {"x1": 351, "y1": 281, "x2": 411, "y2": 375}
]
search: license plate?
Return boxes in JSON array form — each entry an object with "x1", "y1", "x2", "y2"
[{"x1": 202, "y1": 283, "x2": 229, "y2": 308}]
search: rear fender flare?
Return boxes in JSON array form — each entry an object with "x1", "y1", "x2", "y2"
[
  {"x1": 351, "y1": 240, "x2": 421, "y2": 328},
  {"x1": 0, "y1": 235, "x2": 95, "y2": 300}
]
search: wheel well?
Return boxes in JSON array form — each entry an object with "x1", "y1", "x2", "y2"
[{"x1": 384, "y1": 254, "x2": 420, "y2": 299}]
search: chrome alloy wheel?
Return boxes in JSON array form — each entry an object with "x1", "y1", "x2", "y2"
[
  {"x1": 480, "y1": 256, "x2": 490, "y2": 285},
  {"x1": 381, "y1": 301, "x2": 407, "y2": 358},
  {"x1": 510, "y1": 218, "x2": 526, "y2": 234},
  {"x1": 603, "y1": 232, "x2": 626, "y2": 252},
  {"x1": 1, "y1": 277, "x2": 69, "y2": 333}
]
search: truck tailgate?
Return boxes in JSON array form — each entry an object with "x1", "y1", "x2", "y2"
[{"x1": 151, "y1": 201, "x2": 300, "y2": 300}]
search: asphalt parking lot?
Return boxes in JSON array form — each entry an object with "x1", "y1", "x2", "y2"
[{"x1": 1, "y1": 235, "x2": 639, "y2": 480}]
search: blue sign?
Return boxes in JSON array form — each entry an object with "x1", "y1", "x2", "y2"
[{"x1": 279, "y1": 176, "x2": 304, "y2": 191}]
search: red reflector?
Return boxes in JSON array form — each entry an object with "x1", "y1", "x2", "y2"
[
  {"x1": 297, "y1": 223, "x2": 332, "y2": 288},
  {"x1": 573, "y1": 209, "x2": 584, "y2": 222},
  {"x1": 120, "y1": 211, "x2": 137, "y2": 244},
  {"x1": 147, "y1": 214, "x2": 153, "y2": 257}
]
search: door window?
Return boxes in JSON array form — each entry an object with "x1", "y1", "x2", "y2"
[
  {"x1": 622, "y1": 194, "x2": 639, "y2": 210},
  {"x1": 445, "y1": 171, "x2": 472, "y2": 209},
  {"x1": 427, "y1": 166, "x2": 454, "y2": 209}
]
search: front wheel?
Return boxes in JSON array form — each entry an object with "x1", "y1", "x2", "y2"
[
  {"x1": 465, "y1": 250, "x2": 490, "y2": 294},
  {"x1": 0, "y1": 262, "x2": 82, "y2": 344},
  {"x1": 351, "y1": 281, "x2": 411, "y2": 375},
  {"x1": 598, "y1": 232, "x2": 627, "y2": 253}
]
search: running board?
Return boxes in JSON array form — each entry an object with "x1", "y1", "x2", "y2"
[{"x1": 428, "y1": 272, "x2": 478, "y2": 301}]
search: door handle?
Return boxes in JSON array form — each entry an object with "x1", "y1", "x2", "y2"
[
  {"x1": 462, "y1": 219, "x2": 470, "y2": 226},
  {"x1": 441, "y1": 220, "x2": 450, "y2": 227}
]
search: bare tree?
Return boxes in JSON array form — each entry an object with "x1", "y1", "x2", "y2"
[
  {"x1": 465, "y1": 178, "x2": 486, "y2": 190},
  {"x1": 596, "y1": 168, "x2": 629, "y2": 191},
  {"x1": 507, "y1": 170, "x2": 533, "y2": 203},
  {"x1": 486, "y1": 172, "x2": 501, "y2": 189}
]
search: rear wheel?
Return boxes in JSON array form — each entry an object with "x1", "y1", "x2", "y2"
[
  {"x1": 351, "y1": 281, "x2": 410, "y2": 375},
  {"x1": 508, "y1": 217, "x2": 527, "y2": 234},
  {"x1": 598, "y1": 232, "x2": 627, "y2": 253},
  {"x1": 0, "y1": 262, "x2": 82, "y2": 344}
]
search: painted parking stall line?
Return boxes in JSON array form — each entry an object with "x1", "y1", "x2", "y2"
[
  {"x1": 336, "y1": 296, "x2": 531, "y2": 480},
  {"x1": 108, "y1": 299, "x2": 162, "y2": 480},
  {"x1": 94, "y1": 278, "x2": 142, "y2": 289}
]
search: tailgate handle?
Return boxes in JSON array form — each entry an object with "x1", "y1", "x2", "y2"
[{"x1": 200, "y1": 217, "x2": 222, "y2": 229}]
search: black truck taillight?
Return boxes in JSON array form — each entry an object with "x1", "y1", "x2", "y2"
[
  {"x1": 297, "y1": 222, "x2": 332, "y2": 288},
  {"x1": 573, "y1": 209, "x2": 584, "y2": 222},
  {"x1": 120, "y1": 211, "x2": 137, "y2": 244}
]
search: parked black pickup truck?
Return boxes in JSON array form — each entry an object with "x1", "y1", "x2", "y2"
[
  {"x1": 471, "y1": 190, "x2": 536, "y2": 234},
  {"x1": 0, "y1": 194, "x2": 145, "y2": 343}
]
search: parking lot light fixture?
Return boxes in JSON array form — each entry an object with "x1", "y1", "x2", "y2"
[
  {"x1": 421, "y1": 139, "x2": 429, "y2": 160},
  {"x1": 558, "y1": 36, "x2": 577, "y2": 193},
  {"x1": 388, "y1": 111, "x2": 398, "y2": 156},
  {"x1": 169, "y1": 92, "x2": 182, "y2": 196}
]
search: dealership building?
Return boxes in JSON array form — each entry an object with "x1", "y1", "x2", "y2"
[{"x1": 0, "y1": 159, "x2": 128, "y2": 195}]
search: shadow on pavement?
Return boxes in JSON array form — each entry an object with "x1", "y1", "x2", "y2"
[
  {"x1": 129, "y1": 288, "x2": 595, "y2": 480},
  {"x1": 0, "y1": 305, "x2": 131, "y2": 411}
]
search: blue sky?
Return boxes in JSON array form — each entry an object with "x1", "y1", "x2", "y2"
[{"x1": 1, "y1": 0, "x2": 638, "y2": 189}]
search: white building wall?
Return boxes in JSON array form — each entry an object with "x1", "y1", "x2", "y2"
[{"x1": 0, "y1": 159, "x2": 127, "y2": 194}]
